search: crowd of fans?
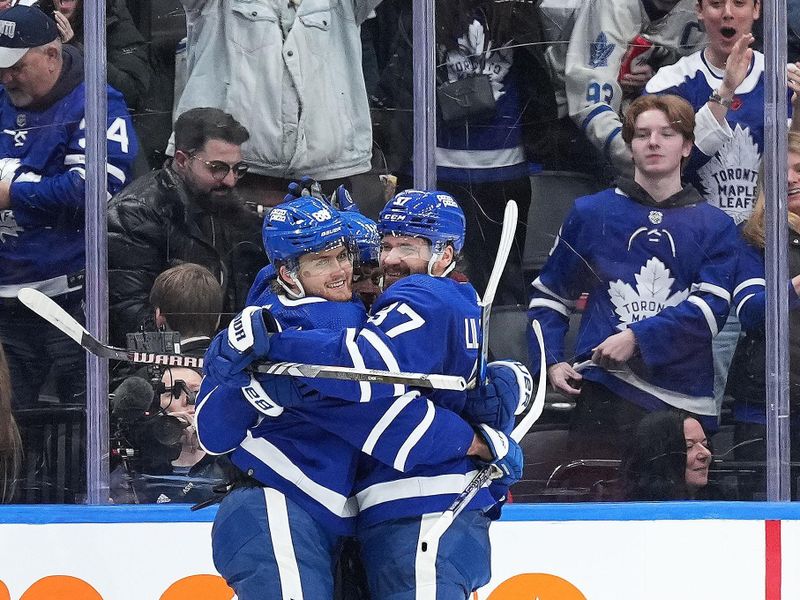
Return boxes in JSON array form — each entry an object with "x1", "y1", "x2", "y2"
[{"x1": 0, "y1": 0, "x2": 799, "y2": 505}]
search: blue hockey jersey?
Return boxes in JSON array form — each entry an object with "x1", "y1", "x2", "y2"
[
  {"x1": 645, "y1": 50, "x2": 791, "y2": 224},
  {"x1": 0, "y1": 46, "x2": 137, "y2": 295},
  {"x1": 528, "y1": 182, "x2": 738, "y2": 418},
  {"x1": 264, "y1": 275, "x2": 496, "y2": 527},
  {"x1": 197, "y1": 285, "x2": 479, "y2": 535}
]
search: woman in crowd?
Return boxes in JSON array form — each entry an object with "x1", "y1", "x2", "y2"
[
  {"x1": 0, "y1": 343, "x2": 22, "y2": 503},
  {"x1": 621, "y1": 411, "x2": 712, "y2": 501},
  {"x1": 36, "y1": 0, "x2": 151, "y2": 112}
]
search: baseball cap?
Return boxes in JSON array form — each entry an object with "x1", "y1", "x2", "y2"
[{"x1": 0, "y1": 5, "x2": 58, "y2": 69}]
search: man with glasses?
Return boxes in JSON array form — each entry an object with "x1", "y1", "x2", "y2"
[{"x1": 108, "y1": 107, "x2": 265, "y2": 345}]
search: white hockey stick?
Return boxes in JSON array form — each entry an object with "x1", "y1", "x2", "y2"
[
  {"x1": 16, "y1": 288, "x2": 467, "y2": 391},
  {"x1": 420, "y1": 319, "x2": 547, "y2": 550},
  {"x1": 470, "y1": 199, "x2": 519, "y2": 390}
]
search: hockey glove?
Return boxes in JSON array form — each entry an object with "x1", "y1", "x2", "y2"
[
  {"x1": 204, "y1": 306, "x2": 276, "y2": 387},
  {"x1": 330, "y1": 184, "x2": 357, "y2": 212},
  {"x1": 463, "y1": 360, "x2": 534, "y2": 432},
  {"x1": 475, "y1": 423, "x2": 524, "y2": 487},
  {"x1": 241, "y1": 373, "x2": 318, "y2": 417},
  {"x1": 284, "y1": 176, "x2": 325, "y2": 204}
]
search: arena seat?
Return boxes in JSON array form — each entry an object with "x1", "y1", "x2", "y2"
[{"x1": 523, "y1": 171, "x2": 602, "y2": 275}]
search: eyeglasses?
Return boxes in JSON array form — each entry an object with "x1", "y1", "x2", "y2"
[{"x1": 190, "y1": 154, "x2": 249, "y2": 181}]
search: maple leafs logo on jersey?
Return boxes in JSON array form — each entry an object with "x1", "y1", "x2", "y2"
[
  {"x1": 447, "y1": 19, "x2": 512, "y2": 100},
  {"x1": 697, "y1": 124, "x2": 760, "y2": 225},
  {"x1": 608, "y1": 258, "x2": 689, "y2": 328},
  {"x1": 0, "y1": 210, "x2": 22, "y2": 243},
  {"x1": 589, "y1": 32, "x2": 614, "y2": 68}
]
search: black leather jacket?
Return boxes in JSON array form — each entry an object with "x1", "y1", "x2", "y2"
[{"x1": 107, "y1": 166, "x2": 265, "y2": 345}]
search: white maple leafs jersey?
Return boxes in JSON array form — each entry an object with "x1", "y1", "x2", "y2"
[
  {"x1": 556, "y1": 0, "x2": 705, "y2": 172},
  {"x1": 646, "y1": 51, "x2": 789, "y2": 224},
  {"x1": 528, "y1": 186, "x2": 739, "y2": 417}
]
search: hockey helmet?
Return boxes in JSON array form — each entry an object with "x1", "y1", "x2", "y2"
[
  {"x1": 262, "y1": 196, "x2": 347, "y2": 264},
  {"x1": 378, "y1": 190, "x2": 466, "y2": 254},
  {"x1": 340, "y1": 211, "x2": 380, "y2": 266}
]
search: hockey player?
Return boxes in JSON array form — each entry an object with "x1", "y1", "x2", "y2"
[
  {"x1": 554, "y1": 0, "x2": 706, "y2": 176},
  {"x1": 340, "y1": 210, "x2": 381, "y2": 310},
  {"x1": 529, "y1": 94, "x2": 739, "y2": 460},
  {"x1": 198, "y1": 195, "x2": 524, "y2": 599},
  {"x1": 0, "y1": 5, "x2": 137, "y2": 407},
  {"x1": 204, "y1": 190, "x2": 529, "y2": 599}
]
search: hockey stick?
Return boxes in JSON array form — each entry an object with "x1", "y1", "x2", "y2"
[
  {"x1": 420, "y1": 319, "x2": 547, "y2": 550},
  {"x1": 470, "y1": 199, "x2": 519, "y2": 390},
  {"x1": 16, "y1": 288, "x2": 468, "y2": 391}
]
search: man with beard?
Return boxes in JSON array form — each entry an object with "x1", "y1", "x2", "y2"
[{"x1": 108, "y1": 107, "x2": 264, "y2": 345}]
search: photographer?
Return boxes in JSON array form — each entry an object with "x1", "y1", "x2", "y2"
[{"x1": 110, "y1": 366, "x2": 233, "y2": 504}]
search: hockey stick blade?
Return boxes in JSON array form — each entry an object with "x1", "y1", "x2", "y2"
[
  {"x1": 17, "y1": 288, "x2": 467, "y2": 391},
  {"x1": 472, "y1": 200, "x2": 519, "y2": 390},
  {"x1": 421, "y1": 319, "x2": 546, "y2": 549}
]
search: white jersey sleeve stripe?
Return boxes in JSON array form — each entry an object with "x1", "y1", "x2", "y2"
[
  {"x1": 532, "y1": 277, "x2": 576, "y2": 308},
  {"x1": 736, "y1": 293, "x2": 756, "y2": 318},
  {"x1": 63, "y1": 153, "x2": 87, "y2": 166},
  {"x1": 394, "y1": 399, "x2": 436, "y2": 472},
  {"x1": 360, "y1": 328, "x2": 405, "y2": 397},
  {"x1": 194, "y1": 384, "x2": 224, "y2": 455},
  {"x1": 264, "y1": 488, "x2": 305, "y2": 600},
  {"x1": 734, "y1": 278, "x2": 766, "y2": 297},
  {"x1": 691, "y1": 282, "x2": 731, "y2": 303},
  {"x1": 240, "y1": 434, "x2": 358, "y2": 518},
  {"x1": 361, "y1": 391, "x2": 419, "y2": 456},
  {"x1": 107, "y1": 163, "x2": 127, "y2": 184},
  {"x1": 687, "y1": 295, "x2": 719, "y2": 337},
  {"x1": 528, "y1": 298, "x2": 570, "y2": 317},
  {"x1": 345, "y1": 328, "x2": 371, "y2": 403}
]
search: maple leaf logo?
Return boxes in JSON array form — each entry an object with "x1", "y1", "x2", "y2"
[
  {"x1": 589, "y1": 32, "x2": 615, "y2": 68},
  {"x1": 697, "y1": 124, "x2": 760, "y2": 224},
  {"x1": 608, "y1": 258, "x2": 689, "y2": 328},
  {"x1": 449, "y1": 20, "x2": 511, "y2": 100},
  {"x1": 0, "y1": 210, "x2": 22, "y2": 243}
]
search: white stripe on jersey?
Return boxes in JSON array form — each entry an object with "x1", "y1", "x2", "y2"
[
  {"x1": 528, "y1": 297, "x2": 570, "y2": 317},
  {"x1": 240, "y1": 434, "x2": 358, "y2": 518},
  {"x1": 345, "y1": 328, "x2": 372, "y2": 402},
  {"x1": 361, "y1": 391, "x2": 419, "y2": 456},
  {"x1": 734, "y1": 278, "x2": 766, "y2": 297},
  {"x1": 736, "y1": 293, "x2": 756, "y2": 318},
  {"x1": 264, "y1": 488, "x2": 304, "y2": 600},
  {"x1": 356, "y1": 471, "x2": 479, "y2": 511},
  {"x1": 414, "y1": 512, "x2": 441, "y2": 600},
  {"x1": 360, "y1": 328, "x2": 405, "y2": 397},
  {"x1": 691, "y1": 282, "x2": 731, "y2": 303},
  {"x1": 532, "y1": 277, "x2": 577, "y2": 308},
  {"x1": 395, "y1": 399, "x2": 435, "y2": 472},
  {"x1": 687, "y1": 295, "x2": 719, "y2": 337}
]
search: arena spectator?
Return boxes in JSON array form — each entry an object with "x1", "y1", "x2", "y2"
[
  {"x1": 727, "y1": 132, "x2": 800, "y2": 499},
  {"x1": 149, "y1": 263, "x2": 224, "y2": 356},
  {"x1": 621, "y1": 410, "x2": 712, "y2": 500},
  {"x1": 551, "y1": 0, "x2": 706, "y2": 179},
  {"x1": 107, "y1": 107, "x2": 264, "y2": 346},
  {"x1": 375, "y1": 0, "x2": 556, "y2": 303},
  {"x1": 0, "y1": 5, "x2": 137, "y2": 408},
  {"x1": 0, "y1": 343, "x2": 21, "y2": 503},
  {"x1": 35, "y1": 0, "x2": 152, "y2": 113},
  {"x1": 172, "y1": 0, "x2": 383, "y2": 206},
  {"x1": 528, "y1": 94, "x2": 738, "y2": 461}
]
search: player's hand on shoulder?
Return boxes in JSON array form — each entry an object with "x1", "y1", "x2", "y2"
[
  {"x1": 472, "y1": 424, "x2": 523, "y2": 487},
  {"x1": 546, "y1": 362, "x2": 582, "y2": 396},
  {"x1": 204, "y1": 306, "x2": 276, "y2": 387},
  {"x1": 464, "y1": 360, "x2": 533, "y2": 430}
]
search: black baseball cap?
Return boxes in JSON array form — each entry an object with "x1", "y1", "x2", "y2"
[{"x1": 0, "y1": 5, "x2": 59, "y2": 69}]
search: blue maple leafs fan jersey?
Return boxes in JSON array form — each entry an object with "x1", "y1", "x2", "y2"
[
  {"x1": 0, "y1": 55, "x2": 137, "y2": 289},
  {"x1": 528, "y1": 185, "x2": 739, "y2": 420}
]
